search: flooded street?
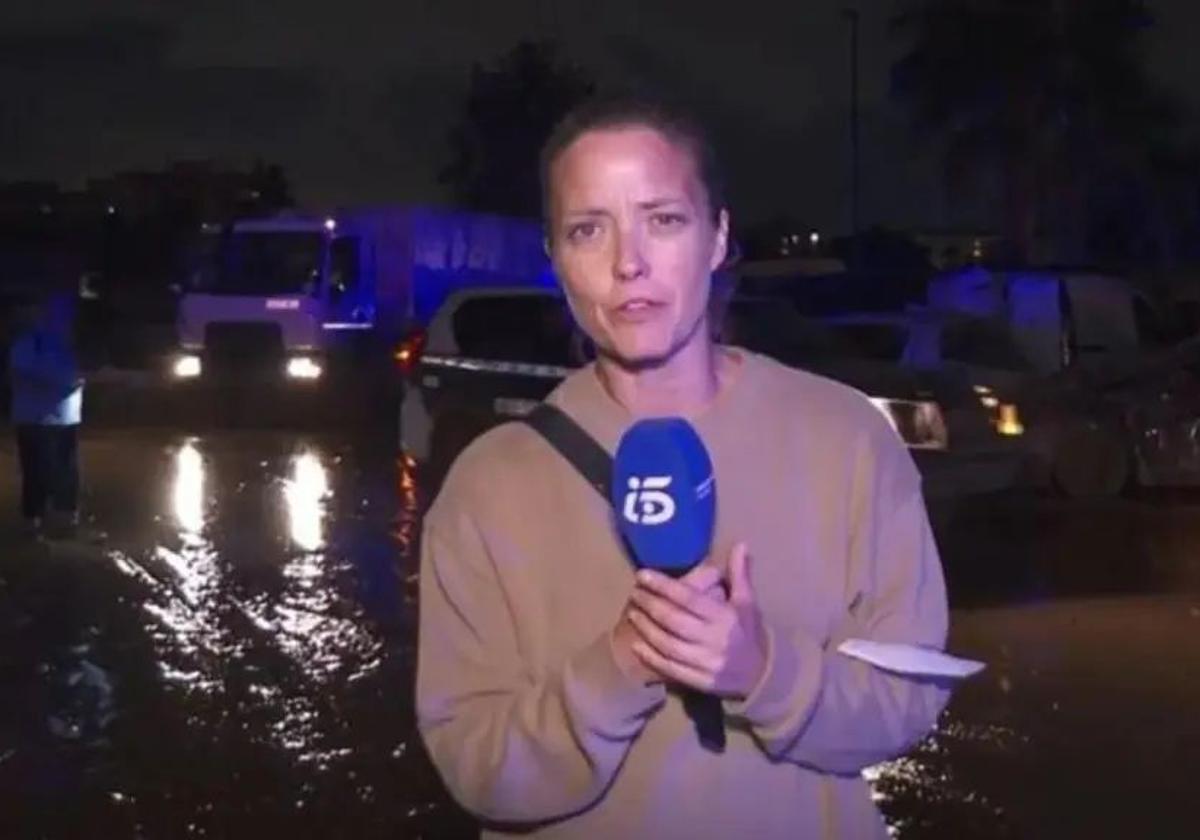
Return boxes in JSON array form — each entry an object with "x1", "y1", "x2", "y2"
[
  {"x1": 1, "y1": 427, "x2": 470, "y2": 838},
  {"x1": 874, "y1": 491, "x2": 1200, "y2": 839},
  {"x1": 1, "y1": 424, "x2": 1198, "y2": 838}
]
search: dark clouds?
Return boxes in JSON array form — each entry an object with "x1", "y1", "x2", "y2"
[
  {"x1": 0, "y1": 18, "x2": 318, "y2": 177},
  {"x1": 0, "y1": 2, "x2": 1193, "y2": 230},
  {"x1": 0, "y1": 15, "x2": 170, "y2": 70}
]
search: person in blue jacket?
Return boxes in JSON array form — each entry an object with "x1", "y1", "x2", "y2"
[{"x1": 8, "y1": 291, "x2": 86, "y2": 538}]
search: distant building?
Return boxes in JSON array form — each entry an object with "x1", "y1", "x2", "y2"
[
  {"x1": 910, "y1": 229, "x2": 1002, "y2": 270},
  {"x1": 0, "y1": 159, "x2": 287, "y2": 230},
  {"x1": 735, "y1": 256, "x2": 848, "y2": 279},
  {"x1": 0, "y1": 181, "x2": 62, "y2": 223},
  {"x1": 0, "y1": 161, "x2": 291, "y2": 300},
  {"x1": 86, "y1": 160, "x2": 276, "y2": 223},
  {"x1": 739, "y1": 216, "x2": 829, "y2": 262}
]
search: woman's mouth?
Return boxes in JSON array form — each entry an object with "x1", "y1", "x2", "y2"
[{"x1": 612, "y1": 298, "x2": 664, "y2": 323}]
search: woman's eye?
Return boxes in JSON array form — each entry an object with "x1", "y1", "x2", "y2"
[
  {"x1": 650, "y1": 212, "x2": 687, "y2": 230},
  {"x1": 566, "y1": 221, "x2": 600, "y2": 242}
]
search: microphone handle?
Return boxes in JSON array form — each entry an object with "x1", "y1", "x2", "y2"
[
  {"x1": 682, "y1": 689, "x2": 726, "y2": 753},
  {"x1": 663, "y1": 565, "x2": 726, "y2": 754}
]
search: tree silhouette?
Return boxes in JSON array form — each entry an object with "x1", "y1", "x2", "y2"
[
  {"x1": 246, "y1": 161, "x2": 294, "y2": 212},
  {"x1": 890, "y1": 0, "x2": 1190, "y2": 265},
  {"x1": 439, "y1": 40, "x2": 595, "y2": 218}
]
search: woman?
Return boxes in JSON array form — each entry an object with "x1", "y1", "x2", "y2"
[{"x1": 416, "y1": 97, "x2": 950, "y2": 838}]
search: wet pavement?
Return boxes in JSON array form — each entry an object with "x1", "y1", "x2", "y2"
[
  {"x1": 0, "y1": 427, "x2": 469, "y2": 838},
  {"x1": 1, "y1": 423, "x2": 1198, "y2": 838}
]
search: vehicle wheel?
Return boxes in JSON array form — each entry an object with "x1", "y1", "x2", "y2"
[{"x1": 1051, "y1": 422, "x2": 1130, "y2": 499}]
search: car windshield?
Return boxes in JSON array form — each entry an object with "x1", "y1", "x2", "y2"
[
  {"x1": 197, "y1": 232, "x2": 325, "y2": 296},
  {"x1": 721, "y1": 299, "x2": 858, "y2": 364},
  {"x1": 940, "y1": 320, "x2": 1033, "y2": 371},
  {"x1": 825, "y1": 322, "x2": 909, "y2": 362},
  {"x1": 451, "y1": 295, "x2": 580, "y2": 366}
]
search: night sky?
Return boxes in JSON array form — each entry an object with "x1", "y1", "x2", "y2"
[{"x1": 2, "y1": 1, "x2": 1197, "y2": 231}]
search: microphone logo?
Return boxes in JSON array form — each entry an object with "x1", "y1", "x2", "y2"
[{"x1": 623, "y1": 476, "x2": 675, "y2": 526}]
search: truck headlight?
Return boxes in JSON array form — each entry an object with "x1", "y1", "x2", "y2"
[
  {"x1": 286, "y1": 356, "x2": 323, "y2": 380},
  {"x1": 174, "y1": 354, "x2": 202, "y2": 379}
]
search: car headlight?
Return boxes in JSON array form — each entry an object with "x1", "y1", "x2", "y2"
[
  {"x1": 286, "y1": 356, "x2": 323, "y2": 380},
  {"x1": 995, "y1": 403, "x2": 1024, "y2": 436},
  {"x1": 173, "y1": 354, "x2": 202, "y2": 379},
  {"x1": 870, "y1": 397, "x2": 949, "y2": 450}
]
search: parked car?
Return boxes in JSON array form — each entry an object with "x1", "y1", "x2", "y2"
[
  {"x1": 818, "y1": 307, "x2": 1200, "y2": 497},
  {"x1": 717, "y1": 296, "x2": 1031, "y2": 499},
  {"x1": 1059, "y1": 334, "x2": 1200, "y2": 496},
  {"x1": 818, "y1": 309, "x2": 1034, "y2": 471},
  {"x1": 397, "y1": 287, "x2": 584, "y2": 478},
  {"x1": 398, "y1": 287, "x2": 1031, "y2": 499}
]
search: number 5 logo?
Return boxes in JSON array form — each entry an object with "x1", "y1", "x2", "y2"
[{"x1": 623, "y1": 476, "x2": 676, "y2": 526}]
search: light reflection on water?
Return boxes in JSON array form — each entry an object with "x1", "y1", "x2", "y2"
[
  {"x1": 173, "y1": 440, "x2": 205, "y2": 540},
  {"x1": 108, "y1": 438, "x2": 391, "y2": 765},
  {"x1": 283, "y1": 451, "x2": 331, "y2": 552},
  {"x1": 393, "y1": 453, "x2": 420, "y2": 557},
  {"x1": 394, "y1": 453, "x2": 423, "y2": 606},
  {"x1": 865, "y1": 716, "x2": 1020, "y2": 836},
  {"x1": 116, "y1": 440, "x2": 229, "y2": 692}
]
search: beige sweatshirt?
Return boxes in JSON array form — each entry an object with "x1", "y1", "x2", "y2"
[{"x1": 416, "y1": 349, "x2": 950, "y2": 839}]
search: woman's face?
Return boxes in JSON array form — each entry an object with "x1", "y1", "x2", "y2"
[{"x1": 546, "y1": 125, "x2": 728, "y2": 368}]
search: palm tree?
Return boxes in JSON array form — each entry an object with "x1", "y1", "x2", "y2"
[{"x1": 890, "y1": 0, "x2": 1185, "y2": 266}]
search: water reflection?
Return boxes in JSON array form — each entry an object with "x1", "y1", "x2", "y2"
[
  {"x1": 173, "y1": 440, "x2": 206, "y2": 539},
  {"x1": 139, "y1": 542, "x2": 226, "y2": 694},
  {"x1": 94, "y1": 433, "x2": 442, "y2": 824},
  {"x1": 113, "y1": 440, "x2": 226, "y2": 694},
  {"x1": 866, "y1": 715, "x2": 1018, "y2": 836},
  {"x1": 232, "y1": 445, "x2": 384, "y2": 762},
  {"x1": 283, "y1": 451, "x2": 331, "y2": 552},
  {"x1": 393, "y1": 453, "x2": 421, "y2": 562}
]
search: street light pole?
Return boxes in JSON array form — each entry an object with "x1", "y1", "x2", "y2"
[{"x1": 842, "y1": 6, "x2": 861, "y2": 270}]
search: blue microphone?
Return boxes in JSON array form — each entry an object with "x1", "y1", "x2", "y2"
[
  {"x1": 612, "y1": 417, "x2": 725, "y2": 752},
  {"x1": 612, "y1": 417, "x2": 716, "y2": 574}
]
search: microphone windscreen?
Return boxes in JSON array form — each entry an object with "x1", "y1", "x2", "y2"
[{"x1": 611, "y1": 417, "x2": 716, "y2": 575}]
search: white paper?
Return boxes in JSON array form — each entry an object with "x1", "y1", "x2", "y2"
[{"x1": 836, "y1": 638, "x2": 985, "y2": 679}]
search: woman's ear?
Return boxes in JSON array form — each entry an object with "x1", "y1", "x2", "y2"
[{"x1": 709, "y1": 209, "x2": 731, "y2": 272}]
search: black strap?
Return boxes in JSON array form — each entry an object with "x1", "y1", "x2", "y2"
[{"x1": 522, "y1": 403, "x2": 613, "y2": 500}]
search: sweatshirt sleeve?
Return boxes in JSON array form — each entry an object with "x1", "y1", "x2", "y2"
[
  {"x1": 726, "y1": 423, "x2": 950, "y2": 776},
  {"x1": 416, "y1": 501, "x2": 666, "y2": 825}
]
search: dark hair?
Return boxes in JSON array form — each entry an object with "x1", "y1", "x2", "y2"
[{"x1": 539, "y1": 95, "x2": 728, "y2": 224}]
